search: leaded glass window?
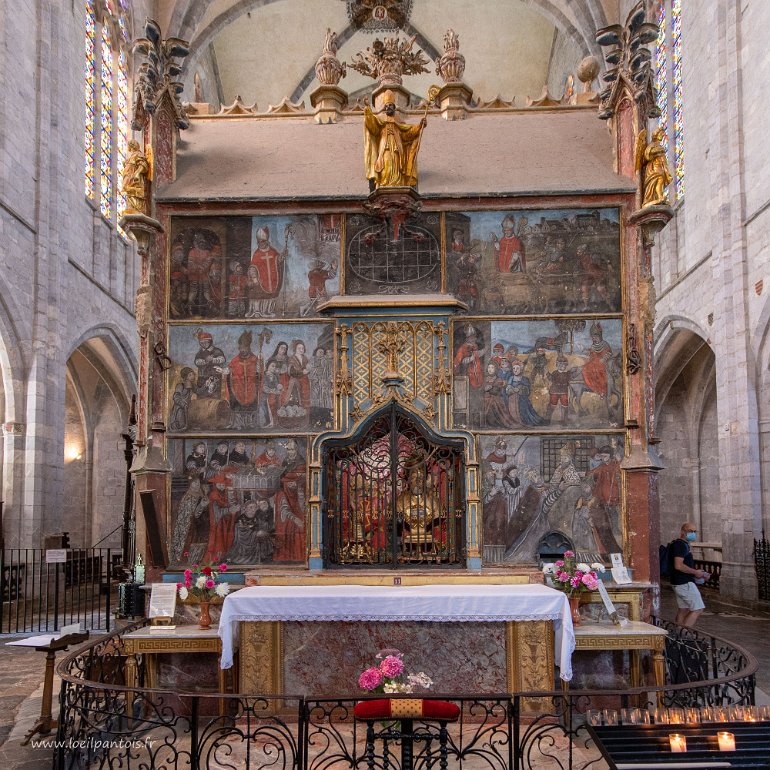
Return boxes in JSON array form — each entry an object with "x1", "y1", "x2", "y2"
[{"x1": 83, "y1": 1, "x2": 132, "y2": 226}]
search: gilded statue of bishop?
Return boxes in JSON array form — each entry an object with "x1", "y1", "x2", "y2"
[{"x1": 364, "y1": 90, "x2": 426, "y2": 189}]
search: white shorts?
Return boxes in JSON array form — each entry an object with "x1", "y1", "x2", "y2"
[{"x1": 672, "y1": 582, "x2": 705, "y2": 611}]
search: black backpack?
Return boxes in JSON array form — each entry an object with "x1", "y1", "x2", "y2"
[{"x1": 659, "y1": 542, "x2": 672, "y2": 578}]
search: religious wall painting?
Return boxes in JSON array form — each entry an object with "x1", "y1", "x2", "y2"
[
  {"x1": 345, "y1": 212, "x2": 441, "y2": 294},
  {"x1": 167, "y1": 323, "x2": 335, "y2": 433},
  {"x1": 168, "y1": 437, "x2": 308, "y2": 567},
  {"x1": 452, "y1": 318, "x2": 623, "y2": 431},
  {"x1": 479, "y1": 434, "x2": 624, "y2": 565},
  {"x1": 169, "y1": 215, "x2": 341, "y2": 320},
  {"x1": 445, "y1": 209, "x2": 621, "y2": 314}
]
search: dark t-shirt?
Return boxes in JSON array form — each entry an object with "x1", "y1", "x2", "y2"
[{"x1": 669, "y1": 538, "x2": 694, "y2": 585}]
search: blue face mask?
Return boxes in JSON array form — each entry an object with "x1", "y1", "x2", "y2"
[{"x1": 685, "y1": 532, "x2": 697, "y2": 542}]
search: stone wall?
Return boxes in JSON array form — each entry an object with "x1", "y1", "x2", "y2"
[
  {"x1": 653, "y1": 0, "x2": 770, "y2": 600},
  {"x1": 0, "y1": 0, "x2": 149, "y2": 547}
]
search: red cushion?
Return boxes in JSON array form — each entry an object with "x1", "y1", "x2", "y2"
[{"x1": 354, "y1": 698, "x2": 460, "y2": 722}]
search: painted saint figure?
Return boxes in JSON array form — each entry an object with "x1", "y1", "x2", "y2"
[
  {"x1": 250, "y1": 227, "x2": 286, "y2": 316},
  {"x1": 274, "y1": 440, "x2": 306, "y2": 562},
  {"x1": 492, "y1": 215, "x2": 526, "y2": 273},
  {"x1": 193, "y1": 329, "x2": 226, "y2": 399}
]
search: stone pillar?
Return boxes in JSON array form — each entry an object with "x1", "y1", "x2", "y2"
[{"x1": 707, "y1": 2, "x2": 760, "y2": 600}]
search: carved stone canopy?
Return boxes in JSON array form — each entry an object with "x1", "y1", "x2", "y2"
[{"x1": 595, "y1": 1, "x2": 659, "y2": 121}]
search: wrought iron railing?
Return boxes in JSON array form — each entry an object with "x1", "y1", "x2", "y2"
[
  {"x1": 0, "y1": 548, "x2": 120, "y2": 633},
  {"x1": 754, "y1": 536, "x2": 770, "y2": 600},
  {"x1": 51, "y1": 617, "x2": 757, "y2": 770},
  {"x1": 691, "y1": 557, "x2": 722, "y2": 591}
]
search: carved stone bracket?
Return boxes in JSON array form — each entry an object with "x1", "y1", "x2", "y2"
[
  {"x1": 363, "y1": 185, "x2": 422, "y2": 220},
  {"x1": 628, "y1": 204, "x2": 674, "y2": 249}
]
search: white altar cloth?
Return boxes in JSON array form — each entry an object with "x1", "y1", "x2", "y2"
[{"x1": 218, "y1": 583, "x2": 575, "y2": 680}]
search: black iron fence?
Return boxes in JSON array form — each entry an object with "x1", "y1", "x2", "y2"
[
  {"x1": 0, "y1": 548, "x2": 120, "y2": 633},
  {"x1": 754, "y1": 536, "x2": 770, "y2": 601},
  {"x1": 52, "y1": 617, "x2": 757, "y2": 770}
]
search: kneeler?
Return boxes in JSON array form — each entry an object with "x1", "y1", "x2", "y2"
[{"x1": 353, "y1": 698, "x2": 461, "y2": 770}]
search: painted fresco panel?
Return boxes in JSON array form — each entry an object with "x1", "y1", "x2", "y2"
[
  {"x1": 167, "y1": 323, "x2": 334, "y2": 434},
  {"x1": 168, "y1": 437, "x2": 308, "y2": 566},
  {"x1": 479, "y1": 434, "x2": 624, "y2": 564},
  {"x1": 445, "y1": 209, "x2": 621, "y2": 314},
  {"x1": 452, "y1": 318, "x2": 623, "y2": 430},
  {"x1": 169, "y1": 215, "x2": 341, "y2": 319},
  {"x1": 345, "y1": 212, "x2": 441, "y2": 294}
]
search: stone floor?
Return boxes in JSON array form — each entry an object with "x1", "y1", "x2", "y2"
[{"x1": 0, "y1": 589, "x2": 765, "y2": 768}]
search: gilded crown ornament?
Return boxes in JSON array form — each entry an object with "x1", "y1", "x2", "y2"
[{"x1": 349, "y1": 35, "x2": 430, "y2": 87}]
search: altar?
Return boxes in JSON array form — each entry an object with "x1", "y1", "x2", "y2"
[{"x1": 218, "y1": 582, "x2": 574, "y2": 697}]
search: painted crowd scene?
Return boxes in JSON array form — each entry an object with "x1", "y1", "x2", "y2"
[
  {"x1": 479, "y1": 434, "x2": 623, "y2": 564},
  {"x1": 452, "y1": 318, "x2": 623, "y2": 430},
  {"x1": 168, "y1": 438, "x2": 307, "y2": 566},
  {"x1": 169, "y1": 214, "x2": 341, "y2": 320},
  {"x1": 167, "y1": 323, "x2": 334, "y2": 433},
  {"x1": 445, "y1": 208, "x2": 621, "y2": 314}
]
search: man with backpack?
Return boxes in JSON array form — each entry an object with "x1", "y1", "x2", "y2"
[{"x1": 667, "y1": 522, "x2": 710, "y2": 627}]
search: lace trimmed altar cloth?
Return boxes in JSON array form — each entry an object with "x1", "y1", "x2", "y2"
[{"x1": 218, "y1": 583, "x2": 575, "y2": 680}]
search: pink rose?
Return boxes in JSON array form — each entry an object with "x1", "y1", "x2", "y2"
[
  {"x1": 175, "y1": 582, "x2": 181, "y2": 589},
  {"x1": 557, "y1": 571, "x2": 570, "y2": 582},
  {"x1": 358, "y1": 667, "x2": 383, "y2": 691},
  {"x1": 205, "y1": 579, "x2": 215, "y2": 589},
  {"x1": 184, "y1": 569, "x2": 192, "y2": 578},
  {"x1": 219, "y1": 563, "x2": 228, "y2": 572},
  {"x1": 564, "y1": 550, "x2": 575, "y2": 558},
  {"x1": 554, "y1": 560, "x2": 565, "y2": 568},
  {"x1": 574, "y1": 570, "x2": 584, "y2": 579},
  {"x1": 379, "y1": 655, "x2": 405, "y2": 678},
  {"x1": 184, "y1": 577, "x2": 192, "y2": 588},
  {"x1": 570, "y1": 576, "x2": 581, "y2": 588},
  {"x1": 582, "y1": 574, "x2": 599, "y2": 590}
]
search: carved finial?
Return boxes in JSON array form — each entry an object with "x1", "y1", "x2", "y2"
[
  {"x1": 577, "y1": 55, "x2": 600, "y2": 92},
  {"x1": 132, "y1": 19, "x2": 191, "y2": 129},
  {"x1": 436, "y1": 29, "x2": 465, "y2": 84},
  {"x1": 316, "y1": 28, "x2": 347, "y2": 86},
  {"x1": 349, "y1": 35, "x2": 429, "y2": 87},
  {"x1": 595, "y1": 1, "x2": 659, "y2": 120}
]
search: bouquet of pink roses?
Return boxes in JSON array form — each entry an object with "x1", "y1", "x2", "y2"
[
  {"x1": 358, "y1": 649, "x2": 433, "y2": 694},
  {"x1": 542, "y1": 550, "x2": 604, "y2": 597}
]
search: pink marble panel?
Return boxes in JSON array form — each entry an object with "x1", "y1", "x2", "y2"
[{"x1": 283, "y1": 621, "x2": 507, "y2": 695}]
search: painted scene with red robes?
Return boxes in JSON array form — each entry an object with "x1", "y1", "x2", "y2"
[{"x1": 167, "y1": 437, "x2": 309, "y2": 566}]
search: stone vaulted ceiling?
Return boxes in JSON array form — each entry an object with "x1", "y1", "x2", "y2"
[{"x1": 164, "y1": 0, "x2": 607, "y2": 110}]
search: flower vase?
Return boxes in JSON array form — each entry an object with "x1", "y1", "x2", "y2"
[
  {"x1": 198, "y1": 600, "x2": 212, "y2": 630},
  {"x1": 569, "y1": 595, "x2": 582, "y2": 626}
]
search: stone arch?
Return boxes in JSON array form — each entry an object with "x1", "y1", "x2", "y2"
[
  {"x1": 653, "y1": 321, "x2": 719, "y2": 547},
  {"x1": 60, "y1": 329, "x2": 137, "y2": 549}
]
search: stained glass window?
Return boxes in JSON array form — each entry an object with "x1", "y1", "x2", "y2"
[
  {"x1": 654, "y1": 0, "x2": 684, "y2": 201},
  {"x1": 672, "y1": 0, "x2": 684, "y2": 198},
  {"x1": 655, "y1": 2, "x2": 668, "y2": 153},
  {"x1": 84, "y1": 0, "x2": 96, "y2": 199},
  {"x1": 84, "y1": 2, "x2": 132, "y2": 226},
  {"x1": 117, "y1": 50, "x2": 129, "y2": 219},
  {"x1": 100, "y1": 25, "x2": 114, "y2": 218}
]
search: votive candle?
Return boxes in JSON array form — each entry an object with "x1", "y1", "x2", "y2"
[
  {"x1": 717, "y1": 731, "x2": 735, "y2": 751},
  {"x1": 669, "y1": 733, "x2": 687, "y2": 753}
]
